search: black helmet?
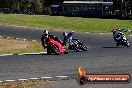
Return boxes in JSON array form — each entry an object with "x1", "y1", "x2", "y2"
[{"x1": 112, "y1": 28, "x2": 117, "y2": 32}]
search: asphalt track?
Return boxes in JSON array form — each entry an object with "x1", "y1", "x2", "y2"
[{"x1": 0, "y1": 25, "x2": 132, "y2": 88}]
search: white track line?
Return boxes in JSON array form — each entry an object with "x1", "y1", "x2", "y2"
[
  {"x1": 0, "y1": 52, "x2": 47, "y2": 56},
  {"x1": 16, "y1": 38, "x2": 20, "y2": 40},
  {"x1": 0, "y1": 54, "x2": 13, "y2": 57},
  {"x1": 39, "y1": 52, "x2": 47, "y2": 54},
  {"x1": 19, "y1": 53, "x2": 41, "y2": 55},
  {"x1": 85, "y1": 32, "x2": 90, "y2": 34},
  {"x1": 18, "y1": 52, "x2": 47, "y2": 55},
  {"x1": 18, "y1": 79, "x2": 28, "y2": 81},
  {"x1": 23, "y1": 39, "x2": 27, "y2": 41},
  {"x1": 99, "y1": 33, "x2": 105, "y2": 35},
  {"x1": 5, "y1": 80, "x2": 16, "y2": 82},
  {"x1": 7, "y1": 37, "x2": 10, "y2": 39},
  {"x1": 0, "y1": 75, "x2": 70, "y2": 83},
  {"x1": 41, "y1": 77, "x2": 52, "y2": 79},
  {"x1": 29, "y1": 78, "x2": 40, "y2": 80},
  {"x1": 55, "y1": 76, "x2": 69, "y2": 78},
  {"x1": 0, "y1": 81, "x2": 3, "y2": 83},
  {"x1": 32, "y1": 40, "x2": 37, "y2": 42}
]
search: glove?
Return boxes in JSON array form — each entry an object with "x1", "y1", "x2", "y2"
[
  {"x1": 44, "y1": 45, "x2": 47, "y2": 49},
  {"x1": 42, "y1": 43, "x2": 47, "y2": 49}
]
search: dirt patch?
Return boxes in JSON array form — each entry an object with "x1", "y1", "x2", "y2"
[
  {"x1": 0, "y1": 38, "x2": 34, "y2": 51},
  {"x1": 0, "y1": 80, "x2": 51, "y2": 88}
]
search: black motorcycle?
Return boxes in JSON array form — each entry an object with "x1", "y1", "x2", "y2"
[
  {"x1": 63, "y1": 32, "x2": 87, "y2": 52},
  {"x1": 68, "y1": 38, "x2": 88, "y2": 52}
]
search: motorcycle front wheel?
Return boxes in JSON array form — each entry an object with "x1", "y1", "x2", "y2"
[
  {"x1": 125, "y1": 41, "x2": 130, "y2": 47},
  {"x1": 81, "y1": 45, "x2": 88, "y2": 51},
  {"x1": 50, "y1": 45, "x2": 60, "y2": 55}
]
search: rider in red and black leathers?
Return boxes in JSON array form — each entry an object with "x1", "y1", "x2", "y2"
[{"x1": 41, "y1": 30, "x2": 62, "y2": 53}]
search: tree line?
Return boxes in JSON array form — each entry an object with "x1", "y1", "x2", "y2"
[
  {"x1": 113, "y1": 0, "x2": 132, "y2": 18},
  {"x1": 0, "y1": 0, "x2": 131, "y2": 18},
  {"x1": 0, "y1": 0, "x2": 112, "y2": 14},
  {"x1": 0, "y1": 0, "x2": 63, "y2": 14}
]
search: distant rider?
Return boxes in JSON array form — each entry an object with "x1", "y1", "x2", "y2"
[{"x1": 112, "y1": 28, "x2": 124, "y2": 43}]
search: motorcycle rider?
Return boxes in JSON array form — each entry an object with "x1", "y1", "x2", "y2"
[
  {"x1": 41, "y1": 30, "x2": 49, "y2": 48},
  {"x1": 112, "y1": 28, "x2": 124, "y2": 43},
  {"x1": 41, "y1": 30, "x2": 62, "y2": 53},
  {"x1": 63, "y1": 31, "x2": 74, "y2": 48},
  {"x1": 63, "y1": 32, "x2": 68, "y2": 46}
]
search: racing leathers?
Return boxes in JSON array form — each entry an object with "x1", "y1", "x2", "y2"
[
  {"x1": 41, "y1": 33, "x2": 62, "y2": 49},
  {"x1": 63, "y1": 32, "x2": 74, "y2": 46}
]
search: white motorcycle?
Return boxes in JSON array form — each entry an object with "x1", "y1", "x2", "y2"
[{"x1": 116, "y1": 35, "x2": 130, "y2": 47}]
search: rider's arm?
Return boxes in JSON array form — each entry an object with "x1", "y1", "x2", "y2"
[{"x1": 41, "y1": 35, "x2": 47, "y2": 49}]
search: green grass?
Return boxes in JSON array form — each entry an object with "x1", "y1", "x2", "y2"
[{"x1": 0, "y1": 14, "x2": 132, "y2": 33}]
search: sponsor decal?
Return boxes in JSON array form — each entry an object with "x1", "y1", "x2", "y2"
[{"x1": 76, "y1": 66, "x2": 131, "y2": 85}]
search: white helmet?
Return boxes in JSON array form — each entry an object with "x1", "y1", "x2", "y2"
[{"x1": 43, "y1": 30, "x2": 49, "y2": 35}]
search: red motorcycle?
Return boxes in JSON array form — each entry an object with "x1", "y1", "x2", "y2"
[{"x1": 46, "y1": 37, "x2": 68, "y2": 55}]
